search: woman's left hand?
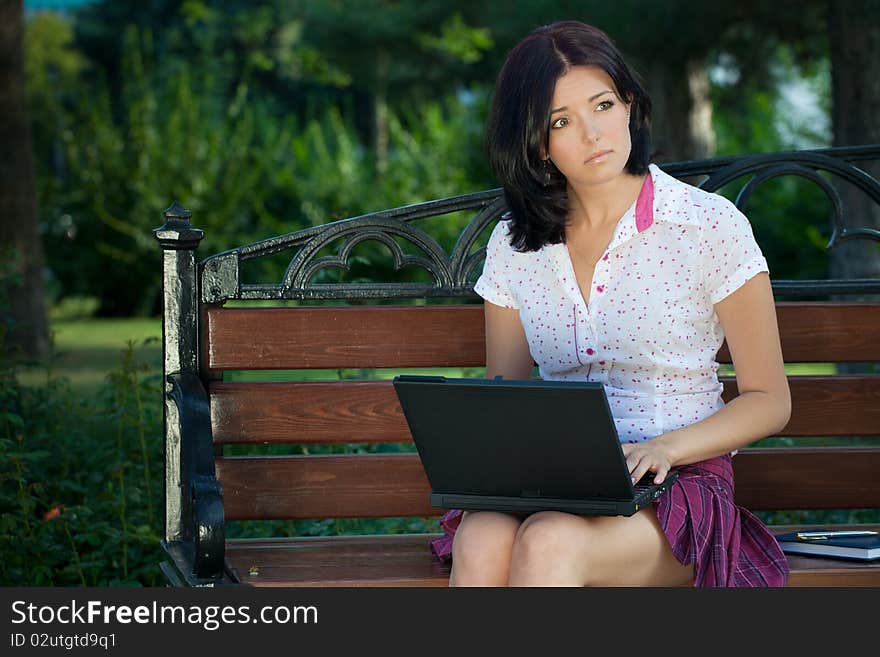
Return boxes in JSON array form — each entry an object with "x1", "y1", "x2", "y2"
[{"x1": 621, "y1": 439, "x2": 676, "y2": 485}]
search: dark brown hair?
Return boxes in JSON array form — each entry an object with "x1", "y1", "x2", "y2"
[{"x1": 486, "y1": 21, "x2": 652, "y2": 250}]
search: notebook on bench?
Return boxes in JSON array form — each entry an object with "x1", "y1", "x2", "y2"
[{"x1": 392, "y1": 375, "x2": 678, "y2": 517}]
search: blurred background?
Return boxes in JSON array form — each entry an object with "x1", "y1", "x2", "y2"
[{"x1": 2, "y1": 0, "x2": 878, "y2": 585}]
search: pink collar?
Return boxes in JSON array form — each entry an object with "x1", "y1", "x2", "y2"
[{"x1": 635, "y1": 170, "x2": 655, "y2": 233}]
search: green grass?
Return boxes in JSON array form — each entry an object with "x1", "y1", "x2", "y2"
[
  {"x1": 720, "y1": 362, "x2": 837, "y2": 376},
  {"x1": 17, "y1": 318, "x2": 161, "y2": 393}
]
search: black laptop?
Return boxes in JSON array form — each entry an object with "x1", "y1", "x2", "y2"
[{"x1": 392, "y1": 375, "x2": 678, "y2": 517}]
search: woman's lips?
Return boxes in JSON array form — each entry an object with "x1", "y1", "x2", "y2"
[{"x1": 585, "y1": 149, "x2": 612, "y2": 163}]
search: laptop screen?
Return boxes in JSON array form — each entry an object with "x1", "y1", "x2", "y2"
[{"x1": 392, "y1": 376, "x2": 635, "y2": 500}]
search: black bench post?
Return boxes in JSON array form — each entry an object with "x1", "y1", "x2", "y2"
[{"x1": 153, "y1": 202, "x2": 204, "y2": 546}]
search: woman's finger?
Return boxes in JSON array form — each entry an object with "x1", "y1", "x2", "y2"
[
  {"x1": 652, "y1": 465, "x2": 668, "y2": 484},
  {"x1": 629, "y1": 455, "x2": 652, "y2": 484},
  {"x1": 625, "y1": 450, "x2": 645, "y2": 478}
]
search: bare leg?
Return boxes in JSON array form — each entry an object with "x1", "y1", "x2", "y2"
[
  {"x1": 508, "y1": 508, "x2": 694, "y2": 586},
  {"x1": 448, "y1": 510, "x2": 524, "y2": 586}
]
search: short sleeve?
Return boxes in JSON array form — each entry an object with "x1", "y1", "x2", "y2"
[
  {"x1": 473, "y1": 219, "x2": 519, "y2": 309},
  {"x1": 702, "y1": 200, "x2": 769, "y2": 305}
]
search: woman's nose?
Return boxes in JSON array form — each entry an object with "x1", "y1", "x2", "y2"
[{"x1": 582, "y1": 116, "x2": 600, "y2": 143}]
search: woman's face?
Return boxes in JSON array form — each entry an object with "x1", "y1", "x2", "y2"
[{"x1": 545, "y1": 65, "x2": 632, "y2": 187}]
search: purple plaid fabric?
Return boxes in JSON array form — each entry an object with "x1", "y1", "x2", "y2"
[
  {"x1": 430, "y1": 453, "x2": 789, "y2": 587},
  {"x1": 655, "y1": 454, "x2": 788, "y2": 586}
]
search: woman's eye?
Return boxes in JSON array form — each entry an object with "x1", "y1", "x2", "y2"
[
  {"x1": 597, "y1": 100, "x2": 614, "y2": 111},
  {"x1": 551, "y1": 117, "x2": 568, "y2": 129}
]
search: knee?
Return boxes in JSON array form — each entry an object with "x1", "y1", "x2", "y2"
[
  {"x1": 512, "y1": 512, "x2": 591, "y2": 576},
  {"x1": 450, "y1": 512, "x2": 519, "y2": 586},
  {"x1": 451, "y1": 526, "x2": 491, "y2": 572}
]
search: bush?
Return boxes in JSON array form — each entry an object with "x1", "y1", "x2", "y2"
[{"x1": 0, "y1": 339, "x2": 164, "y2": 586}]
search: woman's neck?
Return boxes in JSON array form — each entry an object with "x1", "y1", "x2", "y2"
[{"x1": 565, "y1": 172, "x2": 648, "y2": 233}]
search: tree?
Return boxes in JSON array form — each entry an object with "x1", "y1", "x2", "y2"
[
  {"x1": 295, "y1": 1, "x2": 493, "y2": 171},
  {"x1": 68, "y1": 0, "x2": 492, "y2": 170},
  {"x1": 828, "y1": 0, "x2": 880, "y2": 283},
  {"x1": 0, "y1": 0, "x2": 49, "y2": 359},
  {"x1": 465, "y1": 1, "x2": 833, "y2": 162},
  {"x1": 448, "y1": 1, "x2": 740, "y2": 161}
]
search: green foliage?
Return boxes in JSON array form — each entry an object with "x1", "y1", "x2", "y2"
[
  {"x1": 710, "y1": 44, "x2": 834, "y2": 283},
  {"x1": 27, "y1": 2, "x2": 850, "y2": 315},
  {"x1": 227, "y1": 517, "x2": 438, "y2": 541},
  {"x1": 0, "y1": 322, "x2": 164, "y2": 585},
  {"x1": 279, "y1": 96, "x2": 488, "y2": 228},
  {"x1": 300, "y1": 1, "x2": 494, "y2": 101},
  {"x1": 418, "y1": 13, "x2": 494, "y2": 64},
  {"x1": 24, "y1": 11, "x2": 87, "y2": 120},
  {"x1": 711, "y1": 45, "x2": 830, "y2": 154},
  {"x1": 28, "y1": 11, "x2": 493, "y2": 315}
]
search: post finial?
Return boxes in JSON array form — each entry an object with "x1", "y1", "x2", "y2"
[
  {"x1": 163, "y1": 201, "x2": 193, "y2": 222},
  {"x1": 154, "y1": 201, "x2": 204, "y2": 250}
]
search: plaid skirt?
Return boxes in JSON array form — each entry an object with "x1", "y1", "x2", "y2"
[{"x1": 430, "y1": 454, "x2": 789, "y2": 587}]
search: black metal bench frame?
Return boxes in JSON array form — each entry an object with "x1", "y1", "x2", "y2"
[{"x1": 153, "y1": 145, "x2": 880, "y2": 587}]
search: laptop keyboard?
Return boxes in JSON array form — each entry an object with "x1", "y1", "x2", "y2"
[{"x1": 633, "y1": 485, "x2": 654, "y2": 498}]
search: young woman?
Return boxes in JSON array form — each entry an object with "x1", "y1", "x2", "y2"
[{"x1": 431, "y1": 21, "x2": 791, "y2": 587}]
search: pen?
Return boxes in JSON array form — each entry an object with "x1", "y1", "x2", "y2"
[{"x1": 796, "y1": 530, "x2": 878, "y2": 540}]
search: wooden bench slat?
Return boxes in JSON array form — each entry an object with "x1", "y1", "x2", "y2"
[
  {"x1": 733, "y1": 447, "x2": 880, "y2": 509},
  {"x1": 783, "y1": 556, "x2": 880, "y2": 586},
  {"x1": 773, "y1": 302, "x2": 880, "y2": 363},
  {"x1": 225, "y1": 535, "x2": 450, "y2": 587},
  {"x1": 211, "y1": 380, "x2": 410, "y2": 444},
  {"x1": 216, "y1": 448, "x2": 880, "y2": 520},
  {"x1": 775, "y1": 375, "x2": 880, "y2": 436},
  {"x1": 210, "y1": 375, "x2": 880, "y2": 445},
  {"x1": 223, "y1": 530, "x2": 880, "y2": 587},
  {"x1": 217, "y1": 454, "x2": 437, "y2": 520},
  {"x1": 204, "y1": 303, "x2": 880, "y2": 371},
  {"x1": 205, "y1": 306, "x2": 485, "y2": 371}
]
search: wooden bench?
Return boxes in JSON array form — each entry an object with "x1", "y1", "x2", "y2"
[{"x1": 155, "y1": 146, "x2": 880, "y2": 587}]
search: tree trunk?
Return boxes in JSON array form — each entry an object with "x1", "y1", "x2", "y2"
[
  {"x1": 686, "y1": 59, "x2": 716, "y2": 159},
  {"x1": 828, "y1": 0, "x2": 880, "y2": 282},
  {"x1": 0, "y1": 0, "x2": 49, "y2": 359},
  {"x1": 374, "y1": 48, "x2": 389, "y2": 176},
  {"x1": 646, "y1": 55, "x2": 716, "y2": 163}
]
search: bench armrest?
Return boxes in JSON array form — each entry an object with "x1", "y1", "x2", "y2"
[{"x1": 166, "y1": 371, "x2": 225, "y2": 582}]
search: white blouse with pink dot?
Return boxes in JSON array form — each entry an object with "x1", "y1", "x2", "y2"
[{"x1": 474, "y1": 163, "x2": 769, "y2": 444}]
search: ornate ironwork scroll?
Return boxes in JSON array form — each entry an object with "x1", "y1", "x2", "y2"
[{"x1": 198, "y1": 145, "x2": 880, "y2": 303}]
